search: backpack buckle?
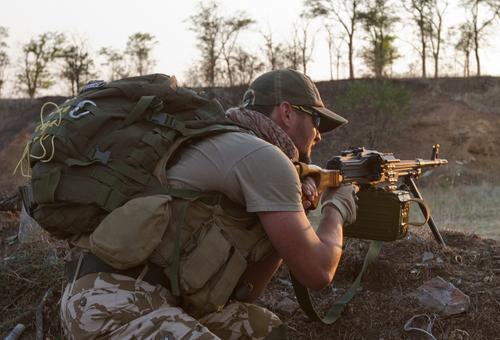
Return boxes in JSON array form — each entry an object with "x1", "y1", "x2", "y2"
[{"x1": 68, "y1": 100, "x2": 97, "y2": 119}]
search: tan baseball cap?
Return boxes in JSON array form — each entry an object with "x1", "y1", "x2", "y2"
[{"x1": 242, "y1": 69, "x2": 348, "y2": 132}]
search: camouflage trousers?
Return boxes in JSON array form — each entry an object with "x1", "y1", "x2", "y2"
[{"x1": 60, "y1": 272, "x2": 284, "y2": 339}]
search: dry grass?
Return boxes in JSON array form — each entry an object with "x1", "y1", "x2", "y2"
[
  {"x1": 0, "y1": 226, "x2": 66, "y2": 339},
  {"x1": 411, "y1": 184, "x2": 500, "y2": 240},
  {"x1": 259, "y1": 229, "x2": 500, "y2": 340}
]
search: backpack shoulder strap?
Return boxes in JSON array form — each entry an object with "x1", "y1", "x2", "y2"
[{"x1": 153, "y1": 123, "x2": 244, "y2": 186}]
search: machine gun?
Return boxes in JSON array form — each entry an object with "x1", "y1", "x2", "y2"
[
  {"x1": 291, "y1": 145, "x2": 448, "y2": 325},
  {"x1": 295, "y1": 144, "x2": 448, "y2": 244}
]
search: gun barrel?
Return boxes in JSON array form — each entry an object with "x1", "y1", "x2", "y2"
[{"x1": 392, "y1": 158, "x2": 448, "y2": 172}]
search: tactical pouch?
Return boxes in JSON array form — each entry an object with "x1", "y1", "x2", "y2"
[
  {"x1": 179, "y1": 220, "x2": 247, "y2": 315},
  {"x1": 89, "y1": 195, "x2": 172, "y2": 269},
  {"x1": 345, "y1": 189, "x2": 427, "y2": 242}
]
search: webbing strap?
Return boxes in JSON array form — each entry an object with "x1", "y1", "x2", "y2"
[
  {"x1": 32, "y1": 168, "x2": 61, "y2": 203},
  {"x1": 291, "y1": 240, "x2": 383, "y2": 324},
  {"x1": 56, "y1": 174, "x2": 129, "y2": 211},
  {"x1": 406, "y1": 198, "x2": 431, "y2": 227},
  {"x1": 122, "y1": 95, "x2": 156, "y2": 127},
  {"x1": 167, "y1": 190, "x2": 219, "y2": 296},
  {"x1": 107, "y1": 160, "x2": 157, "y2": 187},
  {"x1": 170, "y1": 199, "x2": 188, "y2": 296},
  {"x1": 181, "y1": 123, "x2": 241, "y2": 137}
]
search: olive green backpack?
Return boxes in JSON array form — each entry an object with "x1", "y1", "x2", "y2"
[{"x1": 18, "y1": 73, "x2": 242, "y2": 239}]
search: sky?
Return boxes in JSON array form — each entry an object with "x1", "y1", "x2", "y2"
[{"x1": 1, "y1": 0, "x2": 500, "y2": 95}]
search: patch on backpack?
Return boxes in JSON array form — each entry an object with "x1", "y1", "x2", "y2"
[{"x1": 80, "y1": 80, "x2": 106, "y2": 93}]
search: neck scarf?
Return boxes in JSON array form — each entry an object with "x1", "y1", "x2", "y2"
[{"x1": 225, "y1": 107, "x2": 299, "y2": 162}]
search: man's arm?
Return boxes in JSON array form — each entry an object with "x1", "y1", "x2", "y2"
[{"x1": 257, "y1": 205, "x2": 343, "y2": 290}]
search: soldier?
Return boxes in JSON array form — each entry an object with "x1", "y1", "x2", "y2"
[{"x1": 60, "y1": 69, "x2": 356, "y2": 339}]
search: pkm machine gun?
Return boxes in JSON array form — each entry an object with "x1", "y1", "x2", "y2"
[
  {"x1": 295, "y1": 145, "x2": 448, "y2": 244},
  {"x1": 292, "y1": 145, "x2": 448, "y2": 326}
]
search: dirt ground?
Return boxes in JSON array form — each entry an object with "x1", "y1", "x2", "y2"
[{"x1": 1, "y1": 213, "x2": 499, "y2": 339}]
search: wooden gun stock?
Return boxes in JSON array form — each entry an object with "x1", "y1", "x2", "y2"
[{"x1": 294, "y1": 162, "x2": 343, "y2": 209}]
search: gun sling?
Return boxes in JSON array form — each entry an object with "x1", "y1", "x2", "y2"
[{"x1": 290, "y1": 240, "x2": 383, "y2": 324}]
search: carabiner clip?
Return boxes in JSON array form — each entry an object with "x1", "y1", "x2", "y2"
[{"x1": 68, "y1": 100, "x2": 97, "y2": 119}]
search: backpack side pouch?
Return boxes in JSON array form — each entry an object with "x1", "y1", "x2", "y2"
[{"x1": 89, "y1": 195, "x2": 172, "y2": 269}]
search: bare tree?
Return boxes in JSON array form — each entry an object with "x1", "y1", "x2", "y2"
[
  {"x1": 231, "y1": 47, "x2": 265, "y2": 85},
  {"x1": 282, "y1": 27, "x2": 302, "y2": 70},
  {"x1": 404, "y1": 0, "x2": 432, "y2": 77},
  {"x1": 125, "y1": 32, "x2": 158, "y2": 76},
  {"x1": 461, "y1": 0, "x2": 500, "y2": 75},
  {"x1": 261, "y1": 28, "x2": 285, "y2": 70},
  {"x1": 0, "y1": 27, "x2": 9, "y2": 97},
  {"x1": 220, "y1": 16, "x2": 254, "y2": 86},
  {"x1": 58, "y1": 38, "x2": 95, "y2": 95},
  {"x1": 297, "y1": 20, "x2": 317, "y2": 75},
  {"x1": 188, "y1": 1, "x2": 221, "y2": 87},
  {"x1": 359, "y1": 0, "x2": 399, "y2": 78},
  {"x1": 428, "y1": 0, "x2": 448, "y2": 78},
  {"x1": 17, "y1": 32, "x2": 64, "y2": 98},
  {"x1": 188, "y1": 1, "x2": 253, "y2": 87},
  {"x1": 305, "y1": 0, "x2": 362, "y2": 79},
  {"x1": 99, "y1": 47, "x2": 129, "y2": 81},
  {"x1": 324, "y1": 25, "x2": 344, "y2": 80},
  {"x1": 325, "y1": 25, "x2": 335, "y2": 80}
]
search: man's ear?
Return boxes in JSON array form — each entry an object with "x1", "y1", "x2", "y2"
[{"x1": 275, "y1": 102, "x2": 294, "y2": 130}]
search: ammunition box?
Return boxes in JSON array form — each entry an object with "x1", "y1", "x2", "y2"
[{"x1": 345, "y1": 189, "x2": 411, "y2": 242}]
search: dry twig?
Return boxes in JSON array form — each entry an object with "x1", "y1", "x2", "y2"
[{"x1": 35, "y1": 288, "x2": 52, "y2": 340}]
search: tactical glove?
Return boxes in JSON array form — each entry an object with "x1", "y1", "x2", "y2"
[{"x1": 320, "y1": 184, "x2": 357, "y2": 226}]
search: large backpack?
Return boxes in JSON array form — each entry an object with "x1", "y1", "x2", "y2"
[{"x1": 19, "y1": 73, "x2": 242, "y2": 239}]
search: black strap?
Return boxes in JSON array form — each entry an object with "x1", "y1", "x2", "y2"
[
  {"x1": 291, "y1": 240, "x2": 383, "y2": 324},
  {"x1": 65, "y1": 252, "x2": 169, "y2": 288}
]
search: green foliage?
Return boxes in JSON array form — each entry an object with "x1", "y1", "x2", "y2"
[
  {"x1": 16, "y1": 32, "x2": 65, "y2": 98},
  {"x1": 99, "y1": 47, "x2": 129, "y2": 81},
  {"x1": 58, "y1": 40, "x2": 96, "y2": 95},
  {"x1": 337, "y1": 79, "x2": 410, "y2": 116},
  {"x1": 335, "y1": 80, "x2": 410, "y2": 148},
  {"x1": 125, "y1": 32, "x2": 158, "y2": 76},
  {"x1": 359, "y1": 0, "x2": 399, "y2": 77}
]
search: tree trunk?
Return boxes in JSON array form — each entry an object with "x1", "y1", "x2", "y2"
[
  {"x1": 464, "y1": 52, "x2": 470, "y2": 77},
  {"x1": 348, "y1": 37, "x2": 354, "y2": 79},
  {"x1": 421, "y1": 29, "x2": 426, "y2": 78},
  {"x1": 434, "y1": 55, "x2": 438, "y2": 78},
  {"x1": 474, "y1": 41, "x2": 481, "y2": 76}
]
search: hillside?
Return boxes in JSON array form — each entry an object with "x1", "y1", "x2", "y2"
[
  {"x1": 0, "y1": 77, "x2": 499, "y2": 339},
  {"x1": 1, "y1": 77, "x2": 499, "y2": 188}
]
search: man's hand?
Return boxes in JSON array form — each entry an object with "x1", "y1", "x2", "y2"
[
  {"x1": 301, "y1": 176, "x2": 318, "y2": 210},
  {"x1": 320, "y1": 184, "x2": 358, "y2": 225}
]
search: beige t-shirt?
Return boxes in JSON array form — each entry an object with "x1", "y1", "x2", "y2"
[{"x1": 166, "y1": 132, "x2": 303, "y2": 212}]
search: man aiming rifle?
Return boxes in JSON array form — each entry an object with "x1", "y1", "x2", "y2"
[{"x1": 55, "y1": 69, "x2": 356, "y2": 339}]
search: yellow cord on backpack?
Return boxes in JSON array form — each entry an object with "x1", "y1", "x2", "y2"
[{"x1": 13, "y1": 102, "x2": 62, "y2": 177}]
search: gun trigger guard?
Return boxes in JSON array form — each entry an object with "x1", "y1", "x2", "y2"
[{"x1": 406, "y1": 198, "x2": 430, "y2": 227}]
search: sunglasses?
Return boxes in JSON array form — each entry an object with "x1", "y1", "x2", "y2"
[{"x1": 291, "y1": 105, "x2": 321, "y2": 129}]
